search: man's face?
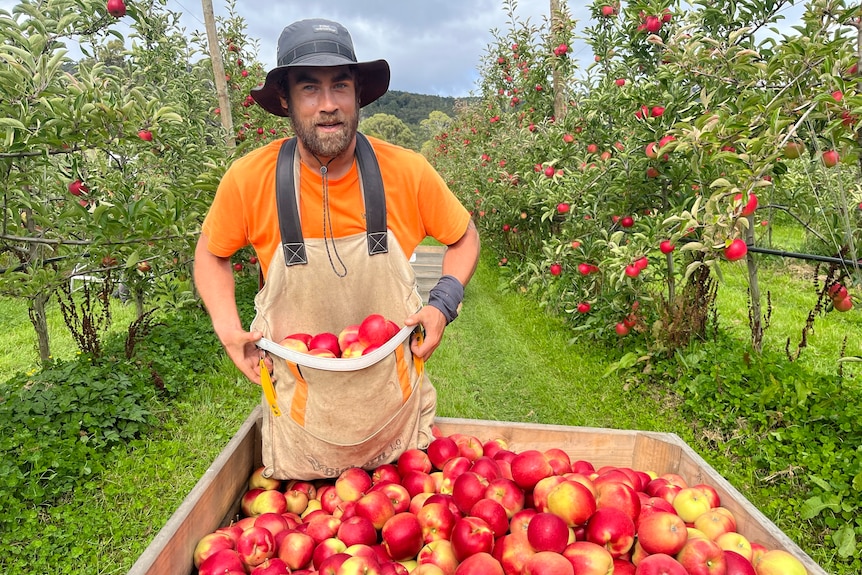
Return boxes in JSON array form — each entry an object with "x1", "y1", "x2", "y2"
[{"x1": 283, "y1": 65, "x2": 360, "y2": 160}]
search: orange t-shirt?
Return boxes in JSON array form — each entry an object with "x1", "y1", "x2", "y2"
[{"x1": 201, "y1": 136, "x2": 471, "y2": 279}]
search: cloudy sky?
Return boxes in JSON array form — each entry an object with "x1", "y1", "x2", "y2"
[
  {"x1": 182, "y1": 0, "x2": 584, "y2": 97},
  {"x1": 1, "y1": 0, "x2": 807, "y2": 97}
]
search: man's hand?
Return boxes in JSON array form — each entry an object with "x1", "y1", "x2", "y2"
[
  {"x1": 218, "y1": 326, "x2": 273, "y2": 385},
  {"x1": 404, "y1": 305, "x2": 447, "y2": 360}
]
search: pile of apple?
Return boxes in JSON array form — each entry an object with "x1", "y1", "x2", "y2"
[
  {"x1": 193, "y1": 430, "x2": 809, "y2": 575},
  {"x1": 279, "y1": 314, "x2": 401, "y2": 359}
]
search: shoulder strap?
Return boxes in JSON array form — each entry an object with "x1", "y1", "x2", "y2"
[
  {"x1": 275, "y1": 138, "x2": 307, "y2": 265},
  {"x1": 275, "y1": 134, "x2": 388, "y2": 267},
  {"x1": 355, "y1": 132, "x2": 388, "y2": 255}
]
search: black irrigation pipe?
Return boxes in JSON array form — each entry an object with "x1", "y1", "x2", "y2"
[{"x1": 746, "y1": 245, "x2": 861, "y2": 268}]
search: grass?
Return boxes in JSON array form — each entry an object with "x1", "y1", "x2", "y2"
[
  {"x1": 0, "y1": 292, "x2": 137, "y2": 381},
  {"x1": 429, "y1": 256, "x2": 693, "y2": 433}
]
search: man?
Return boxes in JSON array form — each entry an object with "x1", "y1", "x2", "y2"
[{"x1": 194, "y1": 18, "x2": 479, "y2": 479}]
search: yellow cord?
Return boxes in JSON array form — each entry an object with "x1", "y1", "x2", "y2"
[{"x1": 260, "y1": 358, "x2": 281, "y2": 417}]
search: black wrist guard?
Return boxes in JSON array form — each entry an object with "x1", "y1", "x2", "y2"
[{"x1": 427, "y1": 274, "x2": 464, "y2": 324}]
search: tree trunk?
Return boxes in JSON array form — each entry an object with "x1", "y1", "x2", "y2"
[
  {"x1": 29, "y1": 291, "x2": 51, "y2": 363},
  {"x1": 550, "y1": 0, "x2": 567, "y2": 121},
  {"x1": 744, "y1": 219, "x2": 763, "y2": 353},
  {"x1": 202, "y1": 0, "x2": 235, "y2": 150}
]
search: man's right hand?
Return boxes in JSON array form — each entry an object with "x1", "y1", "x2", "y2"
[{"x1": 218, "y1": 327, "x2": 272, "y2": 385}]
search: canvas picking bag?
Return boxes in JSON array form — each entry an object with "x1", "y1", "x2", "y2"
[{"x1": 250, "y1": 134, "x2": 437, "y2": 480}]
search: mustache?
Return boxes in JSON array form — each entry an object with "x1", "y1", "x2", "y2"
[{"x1": 316, "y1": 113, "x2": 344, "y2": 125}]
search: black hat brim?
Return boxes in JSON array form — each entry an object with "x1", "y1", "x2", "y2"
[{"x1": 250, "y1": 59, "x2": 390, "y2": 117}]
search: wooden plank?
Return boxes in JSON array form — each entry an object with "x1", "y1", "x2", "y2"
[
  {"x1": 132, "y1": 410, "x2": 827, "y2": 575},
  {"x1": 410, "y1": 245, "x2": 445, "y2": 301}
]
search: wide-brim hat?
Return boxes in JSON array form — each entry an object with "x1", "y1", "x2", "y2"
[{"x1": 251, "y1": 18, "x2": 390, "y2": 117}]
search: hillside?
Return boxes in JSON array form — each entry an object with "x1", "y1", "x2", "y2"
[{"x1": 360, "y1": 90, "x2": 477, "y2": 147}]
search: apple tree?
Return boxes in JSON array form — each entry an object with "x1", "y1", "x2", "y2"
[
  {"x1": 0, "y1": 0, "x2": 230, "y2": 360},
  {"x1": 432, "y1": 0, "x2": 861, "y2": 353}
]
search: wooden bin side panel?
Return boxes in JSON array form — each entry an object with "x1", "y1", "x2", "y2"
[{"x1": 128, "y1": 408, "x2": 262, "y2": 575}]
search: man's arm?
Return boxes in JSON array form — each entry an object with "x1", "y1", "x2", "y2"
[
  {"x1": 406, "y1": 220, "x2": 480, "y2": 359},
  {"x1": 194, "y1": 233, "x2": 268, "y2": 384}
]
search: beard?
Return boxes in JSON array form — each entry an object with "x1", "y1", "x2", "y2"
[{"x1": 288, "y1": 107, "x2": 360, "y2": 159}]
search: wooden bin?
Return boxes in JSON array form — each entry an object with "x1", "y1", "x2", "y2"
[{"x1": 129, "y1": 406, "x2": 826, "y2": 575}]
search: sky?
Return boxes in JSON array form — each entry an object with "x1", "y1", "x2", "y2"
[
  {"x1": 176, "y1": 0, "x2": 583, "y2": 97},
  {"x1": 1, "y1": 0, "x2": 807, "y2": 98}
]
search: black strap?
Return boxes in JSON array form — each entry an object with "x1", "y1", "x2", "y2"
[{"x1": 275, "y1": 133, "x2": 387, "y2": 267}]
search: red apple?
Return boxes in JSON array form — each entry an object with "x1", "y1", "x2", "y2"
[
  {"x1": 198, "y1": 548, "x2": 246, "y2": 575},
  {"x1": 723, "y1": 238, "x2": 748, "y2": 262},
  {"x1": 833, "y1": 295, "x2": 853, "y2": 311},
  {"x1": 584, "y1": 506, "x2": 635, "y2": 558},
  {"x1": 416, "y1": 501, "x2": 458, "y2": 542},
  {"x1": 532, "y1": 475, "x2": 568, "y2": 513},
  {"x1": 251, "y1": 489, "x2": 289, "y2": 516},
  {"x1": 337, "y1": 324, "x2": 361, "y2": 350},
  {"x1": 373, "y1": 481, "x2": 411, "y2": 514},
  {"x1": 359, "y1": 313, "x2": 392, "y2": 347},
  {"x1": 338, "y1": 554, "x2": 383, "y2": 575},
  {"x1": 250, "y1": 557, "x2": 290, "y2": 575},
  {"x1": 522, "y1": 550, "x2": 575, "y2": 575},
  {"x1": 255, "y1": 512, "x2": 289, "y2": 539},
  {"x1": 398, "y1": 448, "x2": 433, "y2": 476},
  {"x1": 452, "y1": 472, "x2": 490, "y2": 515},
  {"x1": 821, "y1": 149, "x2": 839, "y2": 167},
  {"x1": 724, "y1": 550, "x2": 757, "y2": 575},
  {"x1": 306, "y1": 514, "x2": 342, "y2": 544},
  {"x1": 137, "y1": 129, "x2": 153, "y2": 141},
  {"x1": 484, "y1": 477, "x2": 524, "y2": 518},
  {"x1": 527, "y1": 511, "x2": 570, "y2": 554},
  {"x1": 676, "y1": 536, "x2": 726, "y2": 575},
  {"x1": 733, "y1": 193, "x2": 758, "y2": 217},
  {"x1": 401, "y1": 470, "x2": 437, "y2": 498},
  {"x1": 561, "y1": 541, "x2": 614, "y2": 575},
  {"x1": 309, "y1": 331, "x2": 341, "y2": 358},
  {"x1": 417, "y1": 539, "x2": 459, "y2": 574},
  {"x1": 236, "y1": 526, "x2": 277, "y2": 570},
  {"x1": 495, "y1": 531, "x2": 536, "y2": 574},
  {"x1": 312, "y1": 538, "x2": 348, "y2": 570},
  {"x1": 194, "y1": 531, "x2": 236, "y2": 567},
  {"x1": 106, "y1": 0, "x2": 126, "y2": 18},
  {"x1": 355, "y1": 490, "x2": 396, "y2": 530},
  {"x1": 546, "y1": 480, "x2": 596, "y2": 527},
  {"x1": 427, "y1": 436, "x2": 460, "y2": 470},
  {"x1": 317, "y1": 551, "x2": 350, "y2": 574},
  {"x1": 660, "y1": 240, "x2": 675, "y2": 254},
  {"x1": 470, "y1": 456, "x2": 502, "y2": 482},
  {"x1": 635, "y1": 552, "x2": 687, "y2": 575},
  {"x1": 450, "y1": 516, "x2": 495, "y2": 562},
  {"x1": 381, "y1": 512, "x2": 424, "y2": 561},
  {"x1": 511, "y1": 450, "x2": 554, "y2": 491},
  {"x1": 336, "y1": 467, "x2": 373, "y2": 502},
  {"x1": 337, "y1": 515, "x2": 378, "y2": 547},
  {"x1": 594, "y1": 480, "x2": 640, "y2": 525},
  {"x1": 637, "y1": 511, "x2": 688, "y2": 555},
  {"x1": 469, "y1": 498, "x2": 509, "y2": 538},
  {"x1": 277, "y1": 530, "x2": 315, "y2": 571},
  {"x1": 371, "y1": 463, "x2": 401, "y2": 486},
  {"x1": 454, "y1": 551, "x2": 504, "y2": 574}
]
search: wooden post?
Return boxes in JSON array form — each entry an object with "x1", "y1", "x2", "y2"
[
  {"x1": 201, "y1": 0, "x2": 235, "y2": 150},
  {"x1": 550, "y1": 0, "x2": 567, "y2": 121}
]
